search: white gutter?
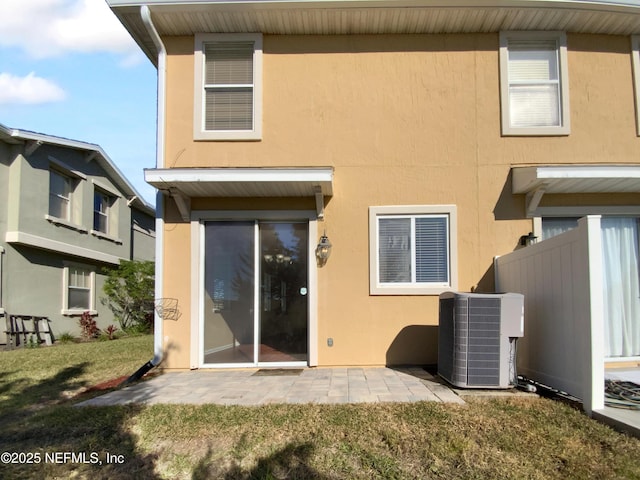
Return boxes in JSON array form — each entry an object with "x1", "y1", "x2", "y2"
[
  {"x1": 107, "y1": 0, "x2": 640, "y2": 12},
  {"x1": 141, "y1": 4, "x2": 167, "y2": 368}
]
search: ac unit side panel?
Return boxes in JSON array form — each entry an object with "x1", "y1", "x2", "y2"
[
  {"x1": 437, "y1": 297, "x2": 455, "y2": 383},
  {"x1": 500, "y1": 293, "x2": 525, "y2": 338}
]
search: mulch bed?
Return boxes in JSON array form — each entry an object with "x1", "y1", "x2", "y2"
[{"x1": 86, "y1": 375, "x2": 130, "y2": 392}]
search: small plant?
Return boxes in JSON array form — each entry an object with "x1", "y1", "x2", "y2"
[
  {"x1": 104, "y1": 324, "x2": 118, "y2": 340},
  {"x1": 57, "y1": 332, "x2": 76, "y2": 344},
  {"x1": 78, "y1": 311, "x2": 100, "y2": 341},
  {"x1": 25, "y1": 334, "x2": 40, "y2": 349}
]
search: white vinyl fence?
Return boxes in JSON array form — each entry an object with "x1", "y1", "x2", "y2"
[{"x1": 495, "y1": 216, "x2": 605, "y2": 414}]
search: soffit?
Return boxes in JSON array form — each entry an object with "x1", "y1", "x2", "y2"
[
  {"x1": 109, "y1": 1, "x2": 640, "y2": 66},
  {"x1": 144, "y1": 167, "x2": 334, "y2": 197},
  {"x1": 512, "y1": 165, "x2": 640, "y2": 194}
]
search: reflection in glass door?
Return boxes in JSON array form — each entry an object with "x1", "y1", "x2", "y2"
[
  {"x1": 203, "y1": 221, "x2": 255, "y2": 364},
  {"x1": 260, "y1": 222, "x2": 308, "y2": 363},
  {"x1": 202, "y1": 220, "x2": 308, "y2": 366}
]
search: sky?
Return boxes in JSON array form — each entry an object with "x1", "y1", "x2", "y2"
[{"x1": 0, "y1": 0, "x2": 158, "y2": 205}]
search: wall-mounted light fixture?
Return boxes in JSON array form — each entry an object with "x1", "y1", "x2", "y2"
[
  {"x1": 315, "y1": 232, "x2": 332, "y2": 265},
  {"x1": 519, "y1": 232, "x2": 538, "y2": 246}
]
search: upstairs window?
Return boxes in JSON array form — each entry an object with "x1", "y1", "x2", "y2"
[
  {"x1": 500, "y1": 31, "x2": 570, "y2": 135},
  {"x1": 93, "y1": 190, "x2": 112, "y2": 234},
  {"x1": 632, "y1": 36, "x2": 640, "y2": 136},
  {"x1": 49, "y1": 170, "x2": 72, "y2": 220},
  {"x1": 194, "y1": 33, "x2": 262, "y2": 141}
]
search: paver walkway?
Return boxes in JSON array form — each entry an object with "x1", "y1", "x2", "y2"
[{"x1": 78, "y1": 367, "x2": 465, "y2": 407}]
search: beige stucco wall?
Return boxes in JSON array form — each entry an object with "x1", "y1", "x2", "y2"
[{"x1": 159, "y1": 33, "x2": 640, "y2": 369}]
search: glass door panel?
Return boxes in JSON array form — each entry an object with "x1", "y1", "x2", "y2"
[
  {"x1": 259, "y1": 222, "x2": 308, "y2": 363},
  {"x1": 203, "y1": 221, "x2": 255, "y2": 365}
]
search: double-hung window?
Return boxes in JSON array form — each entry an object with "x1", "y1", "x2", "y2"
[
  {"x1": 194, "y1": 33, "x2": 262, "y2": 140},
  {"x1": 49, "y1": 170, "x2": 72, "y2": 220},
  {"x1": 90, "y1": 180, "x2": 121, "y2": 242},
  {"x1": 369, "y1": 205, "x2": 458, "y2": 295},
  {"x1": 46, "y1": 158, "x2": 87, "y2": 230},
  {"x1": 632, "y1": 36, "x2": 640, "y2": 136},
  {"x1": 93, "y1": 190, "x2": 111, "y2": 235},
  {"x1": 63, "y1": 265, "x2": 95, "y2": 314},
  {"x1": 500, "y1": 31, "x2": 570, "y2": 135}
]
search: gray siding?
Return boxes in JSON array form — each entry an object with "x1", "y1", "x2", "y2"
[{"x1": 0, "y1": 129, "x2": 155, "y2": 341}]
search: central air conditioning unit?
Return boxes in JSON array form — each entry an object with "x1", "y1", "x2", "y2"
[{"x1": 438, "y1": 292, "x2": 524, "y2": 389}]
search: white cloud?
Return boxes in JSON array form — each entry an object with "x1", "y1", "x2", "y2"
[
  {"x1": 0, "y1": 0, "x2": 141, "y2": 62},
  {"x1": 0, "y1": 72, "x2": 67, "y2": 105}
]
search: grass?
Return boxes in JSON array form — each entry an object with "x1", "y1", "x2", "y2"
[{"x1": 1, "y1": 337, "x2": 640, "y2": 479}]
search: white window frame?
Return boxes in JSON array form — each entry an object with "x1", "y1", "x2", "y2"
[
  {"x1": 632, "y1": 35, "x2": 640, "y2": 136},
  {"x1": 93, "y1": 189, "x2": 111, "y2": 235},
  {"x1": 194, "y1": 33, "x2": 263, "y2": 141},
  {"x1": 90, "y1": 180, "x2": 122, "y2": 243},
  {"x1": 62, "y1": 264, "x2": 96, "y2": 315},
  {"x1": 499, "y1": 31, "x2": 570, "y2": 136},
  {"x1": 369, "y1": 205, "x2": 458, "y2": 295},
  {"x1": 49, "y1": 169, "x2": 72, "y2": 221},
  {"x1": 46, "y1": 158, "x2": 87, "y2": 231}
]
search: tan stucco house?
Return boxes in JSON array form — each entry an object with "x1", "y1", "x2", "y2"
[{"x1": 109, "y1": 0, "x2": 640, "y2": 387}]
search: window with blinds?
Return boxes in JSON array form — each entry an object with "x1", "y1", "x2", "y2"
[
  {"x1": 204, "y1": 42, "x2": 254, "y2": 131},
  {"x1": 500, "y1": 31, "x2": 570, "y2": 136},
  {"x1": 378, "y1": 215, "x2": 449, "y2": 286},
  {"x1": 194, "y1": 33, "x2": 262, "y2": 140},
  {"x1": 370, "y1": 205, "x2": 456, "y2": 295},
  {"x1": 632, "y1": 36, "x2": 640, "y2": 136}
]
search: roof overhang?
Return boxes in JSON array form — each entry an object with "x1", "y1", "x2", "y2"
[
  {"x1": 512, "y1": 164, "x2": 640, "y2": 216},
  {"x1": 0, "y1": 124, "x2": 155, "y2": 215},
  {"x1": 108, "y1": 0, "x2": 640, "y2": 66},
  {"x1": 145, "y1": 167, "x2": 334, "y2": 220}
]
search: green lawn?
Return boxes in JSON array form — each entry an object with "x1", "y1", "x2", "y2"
[{"x1": 1, "y1": 336, "x2": 640, "y2": 479}]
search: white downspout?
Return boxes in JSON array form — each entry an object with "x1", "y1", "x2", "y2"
[
  {"x1": 0, "y1": 245, "x2": 5, "y2": 313},
  {"x1": 141, "y1": 4, "x2": 166, "y2": 368}
]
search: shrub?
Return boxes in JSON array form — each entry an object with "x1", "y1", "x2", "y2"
[
  {"x1": 101, "y1": 260, "x2": 154, "y2": 333},
  {"x1": 78, "y1": 311, "x2": 100, "y2": 341},
  {"x1": 57, "y1": 332, "x2": 75, "y2": 344}
]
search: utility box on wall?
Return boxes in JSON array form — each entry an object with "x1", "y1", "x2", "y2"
[{"x1": 438, "y1": 292, "x2": 524, "y2": 389}]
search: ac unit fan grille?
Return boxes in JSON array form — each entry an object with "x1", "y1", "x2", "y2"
[{"x1": 466, "y1": 298, "x2": 501, "y2": 386}]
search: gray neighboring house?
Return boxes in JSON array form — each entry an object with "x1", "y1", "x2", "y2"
[{"x1": 0, "y1": 123, "x2": 155, "y2": 342}]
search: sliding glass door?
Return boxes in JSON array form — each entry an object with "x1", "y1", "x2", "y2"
[
  {"x1": 542, "y1": 215, "x2": 640, "y2": 358},
  {"x1": 202, "y1": 220, "x2": 308, "y2": 366}
]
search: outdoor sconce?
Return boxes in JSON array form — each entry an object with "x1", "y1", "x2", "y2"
[
  {"x1": 315, "y1": 233, "x2": 332, "y2": 264},
  {"x1": 519, "y1": 232, "x2": 538, "y2": 246}
]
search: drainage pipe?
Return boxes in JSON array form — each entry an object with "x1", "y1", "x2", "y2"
[{"x1": 124, "y1": 5, "x2": 166, "y2": 384}]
